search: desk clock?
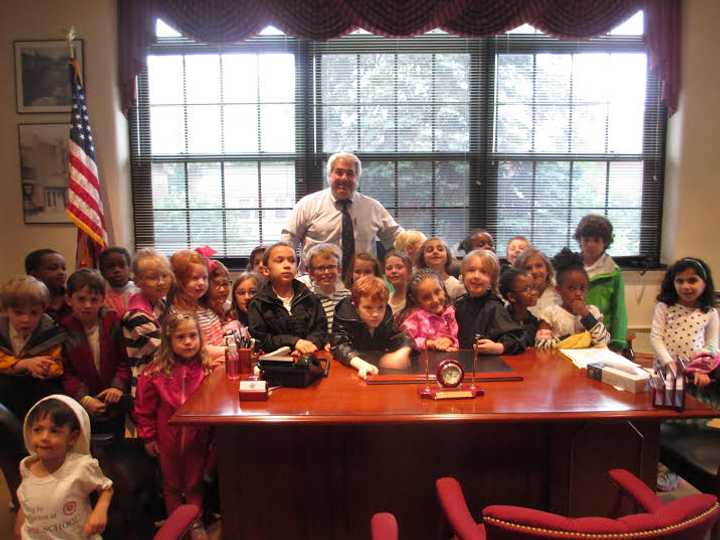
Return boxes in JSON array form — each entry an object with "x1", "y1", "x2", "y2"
[{"x1": 418, "y1": 357, "x2": 482, "y2": 400}]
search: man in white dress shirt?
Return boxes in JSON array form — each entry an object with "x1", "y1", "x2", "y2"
[{"x1": 281, "y1": 152, "x2": 403, "y2": 269}]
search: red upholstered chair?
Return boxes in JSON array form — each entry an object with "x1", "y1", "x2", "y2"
[
  {"x1": 371, "y1": 512, "x2": 399, "y2": 540},
  {"x1": 436, "y1": 469, "x2": 720, "y2": 540},
  {"x1": 153, "y1": 504, "x2": 200, "y2": 540}
]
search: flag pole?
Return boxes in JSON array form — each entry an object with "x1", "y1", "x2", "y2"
[{"x1": 65, "y1": 26, "x2": 108, "y2": 269}]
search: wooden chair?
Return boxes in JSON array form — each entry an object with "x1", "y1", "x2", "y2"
[{"x1": 436, "y1": 468, "x2": 720, "y2": 539}]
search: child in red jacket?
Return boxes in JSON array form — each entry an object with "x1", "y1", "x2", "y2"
[
  {"x1": 61, "y1": 269, "x2": 130, "y2": 438},
  {"x1": 134, "y1": 312, "x2": 213, "y2": 538}
]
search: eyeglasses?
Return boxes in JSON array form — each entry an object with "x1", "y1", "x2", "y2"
[{"x1": 312, "y1": 264, "x2": 338, "y2": 273}]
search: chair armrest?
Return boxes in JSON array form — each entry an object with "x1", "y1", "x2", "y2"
[
  {"x1": 153, "y1": 504, "x2": 200, "y2": 540},
  {"x1": 436, "y1": 477, "x2": 485, "y2": 540},
  {"x1": 371, "y1": 512, "x2": 398, "y2": 540},
  {"x1": 608, "y1": 468, "x2": 663, "y2": 513}
]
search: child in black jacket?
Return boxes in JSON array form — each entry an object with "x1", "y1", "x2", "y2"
[
  {"x1": 499, "y1": 267, "x2": 540, "y2": 350},
  {"x1": 455, "y1": 250, "x2": 525, "y2": 353},
  {"x1": 248, "y1": 242, "x2": 327, "y2": 354},
  {"x1": 332, "y1": 276, "x2": 413, "y2": 379}
]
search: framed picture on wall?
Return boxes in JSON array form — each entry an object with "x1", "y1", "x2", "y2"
[
  {"x1": 17, "y1": 123, "x2": 72, "y2": 224},
  {"x1": 14, "y1": 39, "x2": 84, "y2": 113}
]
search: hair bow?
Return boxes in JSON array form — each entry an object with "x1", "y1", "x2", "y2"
[{"x1": 195, "y1": 245, "x2": 219, "y2": 272}]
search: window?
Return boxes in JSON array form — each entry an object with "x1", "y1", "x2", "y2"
[{"x1": 130, "y1": 11, "x2": 664, "y2": 266}]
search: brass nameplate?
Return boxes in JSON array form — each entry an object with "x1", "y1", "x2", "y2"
[{"x1": 434, "y1": 390, "x2": 474, "y2": 400}]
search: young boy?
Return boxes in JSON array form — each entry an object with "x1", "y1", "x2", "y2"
[
  {"x1": 332, "y1": 275, "x2": 413, "y2": 379},
  {"x1": 122, "y1": 249, "x2": 173, "y2": 385},
  {"x1": 248, "y1": 242, "x2": 328, "y2": 355},
  {"x1": 25, "y1": 248, "x2": 71, "y2": 322},
  {"x1": 16, "y1": 395, "x2": 113, "y2": 540},
  {"x1": 0, "y1": 276, "x2": 66, "y2": 419},
  {"x1": 0, "y1": 275, "x2": 66, "y2": 511},
  {"x1": 61, "y1": 269, "x2": 130, "y2": 437},
  {"x1": 499, "y1": 267, "x2": 539, "y2": 350},
  {"x1": 299, "y1": 243, "x2": 350, "y2": 333},
  {"x1": 99, "y1": 246, "x2": 139, "y2": 318},
  {"x1": 574, "y1": 214, "x2": 628, "y2": 352},
  {"x1": 455, "y1": 249, "x2": 525, "y2": 353}
]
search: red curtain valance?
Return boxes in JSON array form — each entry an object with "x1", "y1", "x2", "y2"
[{"x1": 118, "y1": 0, "x2": 680, "y2": 116}]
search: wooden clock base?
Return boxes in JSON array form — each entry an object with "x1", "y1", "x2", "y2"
[{"x1": 417, "y1": 383, "x2": 483, "y2": 400}]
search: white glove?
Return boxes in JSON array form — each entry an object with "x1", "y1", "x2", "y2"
[{"x1": 350, "y1": 357, "x2": 379, "y2": 380}]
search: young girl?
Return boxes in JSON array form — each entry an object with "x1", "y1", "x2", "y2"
[
  {"x1": 247, "y1": 245, "x2": 269, "y2": 277},
  {"x1": 123, "y1": 249, "x2": 173, "y2": 392},
  {"x1": 455, "y1": 249, "x2": 524, "y2": 353},
  {"x1": 16, "y1": 395, "x2": 113, "y2": 540},
  {"x1": 417, "y1": 237, "x2": 466, "y2": 301},
  {"x1": 515, "y1": 247, "x2": 561, "y2": 318},
  {"x1": 207, "y1": 261, "x2": 232, "y2": 323},
  {"x1": 399, "y1": 269, "x2": 459, "y2": 352},
  {"x1": 651, "y1": 257, "x2": 718, "y2": 386},
  {"x1": 499, "y1": 267, "x2": 540, "y2": 350},
  {"x1": 224, "y1": 272, "x2": 261, "y2": 338},
  {"x1": 393, "y1": 230, "x2": 427, "y2": 266},
  {"x1": 248, "y1": 242, "x2": 328, "y2": 355},
  {"x1": 384, "y1": 250, "x2": 412, "y2": 315},
  {"x1": 134, "y1": 313, "x2": 212, "y2": 539},
  {"x1": 169, "y1": 250, "x2": 225, "y2": 359},
  {"x1": 535, "y1": 248, "x2": 610, "y2": 349},
  {"x1": 344, "y1": 252, "x2": 382, "y2": 289}
]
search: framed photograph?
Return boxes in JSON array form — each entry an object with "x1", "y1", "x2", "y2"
[
  {"x1": 14, "y1": 39, "x2": 84, "y2": 113},
  {"x1": 17, "y1": 123, "x2": 71, "y2": 224}
]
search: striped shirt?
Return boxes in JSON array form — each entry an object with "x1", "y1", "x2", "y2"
[
  {"x1": 122, "y1": 295, "x2": 166, "y2": 396},
  {"x1": 309, "y1": 281, "x2": 350, "y2": 333},
  {"x1": 535, "y1": 304, "x2": 610, "y2": 349},
  {"x1": 122, "y1": 297, "x2": 166, "y2": 369},
  {"x1": 168, "y1": 305, "x2": 224, "y2": 347}
]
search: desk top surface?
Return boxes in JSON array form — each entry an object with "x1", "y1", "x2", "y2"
[{"x1": 173, "y1": 350, "x2": 715, "y2": 425}]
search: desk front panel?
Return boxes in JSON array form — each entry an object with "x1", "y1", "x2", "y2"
[{"x1": 174, "y1": 351, "x2": 711, "y2": 539}]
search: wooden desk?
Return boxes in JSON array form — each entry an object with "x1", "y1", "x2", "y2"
[{"x1": 173, "y1": 350, "x2": 714, "y2": 539}]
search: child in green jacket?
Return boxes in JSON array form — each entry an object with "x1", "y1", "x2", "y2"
[{"x1": 574, "y1": 214, "x2": 628, "y2": 352}]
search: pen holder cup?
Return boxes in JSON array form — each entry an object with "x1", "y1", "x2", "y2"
[{"x1": 239, "y1": 348, "x2": 252, "y2": 374}]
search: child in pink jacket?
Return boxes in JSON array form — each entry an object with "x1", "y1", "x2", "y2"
[
  {"x1": 399, "y1": 269, "x2": 459, "y2": 352},
  {"x1": 134, "y1": 312, "x2": 212, "y2": 538}
]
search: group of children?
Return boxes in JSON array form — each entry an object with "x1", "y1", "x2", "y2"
[{"x1": 1, "y1": 212, "x2": 718, "y2": 538}]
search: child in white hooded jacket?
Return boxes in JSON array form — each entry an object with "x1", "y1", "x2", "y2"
[{"x1": 15, "y1": 394, "x2": 113, "y2": 540}]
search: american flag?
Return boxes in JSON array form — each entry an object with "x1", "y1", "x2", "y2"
[{"x1": 66, "y1": 58, "x2": 108, "y2": 267}]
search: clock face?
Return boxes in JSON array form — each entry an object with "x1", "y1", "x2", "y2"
[{"x1": 437, "y1": 360, "x2": 464, "y2": 388}]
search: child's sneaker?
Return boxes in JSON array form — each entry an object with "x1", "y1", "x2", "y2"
[{"x1": 656, "y1": 464, "x2": 680, "y2": 492}]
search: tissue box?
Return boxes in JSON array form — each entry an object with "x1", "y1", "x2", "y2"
[
  {"x1": 586, "y1": 363, "x2": 649, "y2": 393},
  {"x1": 601, "y1": 366, "x2": 649, "y2": 393}
]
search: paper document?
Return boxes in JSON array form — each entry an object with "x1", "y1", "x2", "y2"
[{"x1": 559, "y1": 347, "x2": 644, "y2": 375}]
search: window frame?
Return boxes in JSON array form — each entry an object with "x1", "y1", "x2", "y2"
[{"x1": 129, "y1": 23, "x2": 665, "y2": 269}]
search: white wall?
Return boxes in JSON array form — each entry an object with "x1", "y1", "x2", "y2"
[{"x1": 0, "y1": 0, "x2": 718, "y2": 353}]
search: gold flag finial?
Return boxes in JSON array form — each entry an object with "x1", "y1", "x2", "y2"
[{"x1": 66, "y1": 26, "x2": 77, "y2": 59}]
